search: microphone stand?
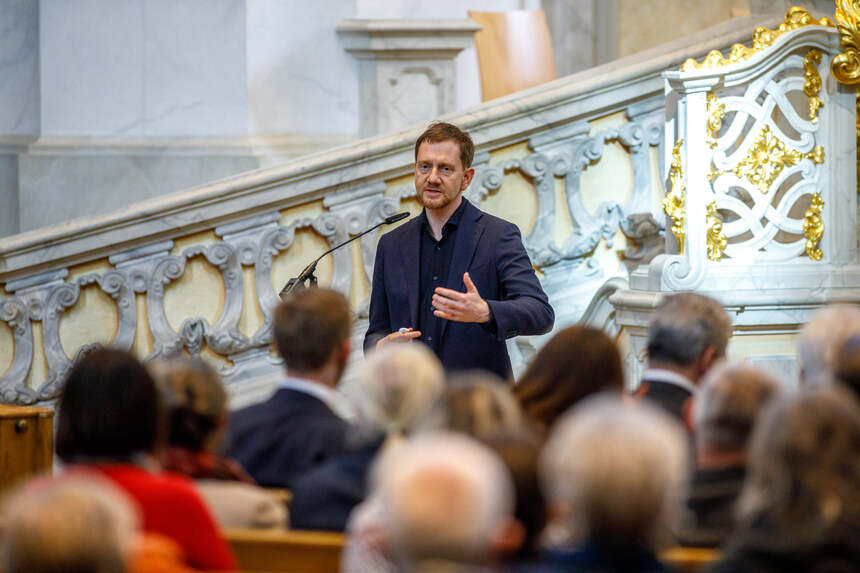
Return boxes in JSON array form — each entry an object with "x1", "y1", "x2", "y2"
[{"x1": 279, "y1": 212, "x2": 409, "y2": 299}]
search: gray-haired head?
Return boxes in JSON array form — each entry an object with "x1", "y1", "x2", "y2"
[
  {"x1": 540, "y1": 394, "x2": 688, "y2": 549},
  {"x1": 352, "y1": 343, "x2": 446, "y2": 439},
  {"x1": 647, "y1": 292, "x2": 732, "y2": 379},
  {"x1": 444, "y1": 371, "x2": 524, "y2": 440},
  {"x1": 1, "y1": 476, "x2": 138, "y2": 573},
  {"x1": 693, "y1": 362, "x2": 781, "y2": 453},
  {"x1": 797, "y1": 304, "x2": 860, "y2": 388},
  {"x1": 374, "y1": 432, "x2": 515, "y2": 566}
]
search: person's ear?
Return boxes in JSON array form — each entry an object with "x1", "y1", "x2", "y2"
[
  {"x1": 696, "y1": 345, "x2": 720, "y2": 380},
  {"x1": 490, "y1": 517, "x2": 526, "y2": 559},
  {"x1": 683, "y1": 397, "x2": 696, "y2": 435},
  {"x1": 461, "y1": 166, "x2": 475, "y2": 190}
]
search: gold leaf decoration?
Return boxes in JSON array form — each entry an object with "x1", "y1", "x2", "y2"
[
  {"x1": 709, "y1": 125, "x2": 825, "y2": 194},
  {"x1": 663, "y1": 139, "x2": 686, "y2": 254},
  {"x1": 803, "y1": 49, "x2": 823, "y2": 122},
  {"x1": 706, "y1": 92, "x2": 726, "y2": 148},
  {"x1": 682, "y1": 7, "x2": 834, "y2": 71},
  {"x1": 802, "y1": 192, "x2": 825, "y2": 260},
  {"x1": 831, "y1": 0, "x2": 860, "y2": 85},
  {"x1": 706, "y1": 202, "x2": 727, "y2": 261}
]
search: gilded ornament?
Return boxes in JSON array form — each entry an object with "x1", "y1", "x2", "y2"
[
  {"x1": 803, "y1": 49, "x2": 823, "y2": 122},
  {"x1": 706, "y1": 92, "x2": 725, "y2": 148},
  {"x1": 831, "y1": 0, "x2": 860, "y2": 84},
  {"x1": 709, "y1": 125, "x2": 825, "y2": 194},
  {"x1": 682, "y1": 7, "x2": 833, "y2": 71},
  {"x1": 802, "y1": 192, "x2": 825, "y2": 260},
  {"x1": 706, "y1": 202, "x2": 727, "y2": 261},
  {"x1": 663, "y1": 139, "x2": 686, "y2": 254}
]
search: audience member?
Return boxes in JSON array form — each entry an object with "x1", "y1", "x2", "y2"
[
  {"x1": 226, "y1": 287, "x2": 354, "y2": 488},
  {"x1": 1, "y1": 476, "x2": 135, "y2": 573},
  {"x1": 676, "y1": 363, "x2": 780, "y2": 547},
  {"x1": 446, "y1": 370, "x2": 525, "y2": 439},
  {"x1": 150, "y1": 356, "x2": 287, "y2": 529},
  {"x1": 539, "y1": 395, "x2": 688, "y2": 572},
  {"x1": 514, "y1": 325, "x2": 624, "y2": 435},
  {"x1": 55, "y1": 348, "x2": 236, "y2": 571},
  {"x1": 797, "y1": 303, "x2": 860, "y2": 388},
  {"x1": 484, "y1": 431, "x2": 546, "y2": 568},
  {"x1": 708, "y1": 386, "x2": 860, "y2": 572},
  {"x1": 375, "y1": 433, "x2": 516, "y2": 572},
  {"x1": 290, "y1": 344, "x2": 445, "y2": 531},
  {"x1": 637, "y1": 292, "x2": 732, "y2": 427},
  {"x1": 835, "y1": 332, "x2": 860, "y2": 399}
]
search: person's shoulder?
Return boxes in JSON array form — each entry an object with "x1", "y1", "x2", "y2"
[{"x1": 379, "y1": 215, "x2": 420, "y2": 243}]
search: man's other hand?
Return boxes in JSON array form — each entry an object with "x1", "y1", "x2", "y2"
[
  {"x1": 376, "y1": 328, "x2": 422, "y2": 349},
  {"x1": 432, "y1": 272, "x2": 491, "y2": 324}
]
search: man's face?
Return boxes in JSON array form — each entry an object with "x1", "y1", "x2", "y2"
[{"x1": 414, "y1": 140, "x2": 475, "y2": 212}]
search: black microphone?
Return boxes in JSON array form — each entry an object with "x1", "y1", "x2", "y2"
[{"x1": 279, "y1": 212, "x2": 410, "y2": 299}]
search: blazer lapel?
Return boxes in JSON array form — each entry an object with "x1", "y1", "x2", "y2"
[
  {"x1": 441, "y1": 201, "x2": 484, "y2": 340},
  {"x1": 398, "y1": 219, "x2": 421, "y2": 327}
]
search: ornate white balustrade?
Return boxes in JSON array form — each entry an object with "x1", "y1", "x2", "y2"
[
  {"x1": 0, "y1": 15, "x2": 794, "y2": 406},
  {"x1": 613, "y1": 7, "x2": 860, "y2": 387}
]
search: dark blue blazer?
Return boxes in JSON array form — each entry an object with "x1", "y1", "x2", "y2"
[
  {"x1": 224, "y1": 388, "x2": 349, "y2": 488},
  {"x1": 288, "y1": 438, "x2": 383, "y2": 531},
  {"x1": 365, "y1": 200, "x2": 554, "y2": 379}
]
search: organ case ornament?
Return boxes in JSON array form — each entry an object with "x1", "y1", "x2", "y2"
[
  {"x1": 706, "y1": 202, "x2": 727, "y2": 261},
  {"x1": 802, "y1": 193, "x2": 825, "y2": 260},
  {"x1": 706, "y1": 92, "x2": 725, "y2": 148},
  {"x1": 663, "y1": 139, "x2": 686, "y2": 255},
  {"x1": 803, "y1": 49, "x2": 824, "y2": 122},
  {"x1": 681, "y1": 7, "x2": 834, "y2": 71},
  {"x1": 831, "y1": 0, "x2": 860, "y2": 84}
]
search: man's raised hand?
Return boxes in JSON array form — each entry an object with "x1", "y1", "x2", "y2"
[
  {"x1": 432, "y1": 272, "x2": 491, "y2": 324},
  {"x1": 376, "y1": 327, "x2": 422, "y2": 349}
]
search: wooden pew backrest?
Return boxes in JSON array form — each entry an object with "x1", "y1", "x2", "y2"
[{"x1": 223, "y1": 528, "x2": 345, "y2": 573}]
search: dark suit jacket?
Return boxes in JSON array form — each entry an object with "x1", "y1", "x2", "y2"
[
  {"x1": 365, "y1": 199, "x2": 554, "y2": 378},
  {"x1": 225, "y1": 388, "x2": 349, "y2": 488},
  {"x1": 288, "y1": 437, "x2": 383, "y2": 531},
  {"x1": 637, "y1": 378, "x2": 694, "y2": 426}
]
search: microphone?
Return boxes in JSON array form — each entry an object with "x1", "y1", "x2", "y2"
[{"x1": 279, "y1": 212, "x2": 410, "y2": 299}]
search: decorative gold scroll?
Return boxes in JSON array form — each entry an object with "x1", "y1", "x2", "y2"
[
  {"x1": 803, "y1": 49, "x2": 824, "y2": 122},
  {"x1": 682, "y1": 7, "x2": 834, "y2": 71},
  {"x1": 706, "y1": 92, "x2": 726, "y2": 148},
  {"x1": 831, "y1": 0, "x2": 860, "y2": 84},
  {"x1": 802, "y1": 192, "x2": 825, "y2": 260},
  {"x1": 663, "y1": 139, "x2": 686, "y2": 254},
  {"x1": 706, "y1": 202, "x2": 727, "y2": 261},
  {"x1": 708, "y1": 125, "x2": 825, "y2": 194}
]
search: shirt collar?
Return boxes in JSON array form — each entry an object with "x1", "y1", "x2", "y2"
[
  {"x1": 642, "y1": 368, "x2": 698, "y2": 395},
  {"x1": 419, "y1": 197, "x2": 469, "y2": 233},
  {"x1": 279, "y1": 376, "x2": 357, "y2": 423}
]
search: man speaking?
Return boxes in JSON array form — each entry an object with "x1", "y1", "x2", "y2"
[{"x1": 365, "y1": 122, "x2": 554, "y2": 378}]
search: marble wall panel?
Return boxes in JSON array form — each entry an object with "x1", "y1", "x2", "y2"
[
  {"x1": 246, "y1": 0, "x2": 359, "y2": 136},
  {"x1": 17, "y1": 153, "x2": 259, "y2": 231},
  {"x1": 0, "y1": 154, "x2": 19, "y2": 237},
  {"x1": 0, "y1": 0, "x2": 39, "y2": 135}
]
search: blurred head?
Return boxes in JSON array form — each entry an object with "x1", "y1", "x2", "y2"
[
  {"x1": 835, "y1": 333, "x2": 860, "y2": 400},
  {"x1": 647, "y1": 292, "x2": 732, "y2": 382},
  {"x1": 541, "y1": 395, "x2": 688, "y2": 550},
  {"x1": 693, "y1": 363, "x2": 781, "y2": 456},
  {"x1": 515, "y1": 326, "x2": 623, "y2": 433},
  {"x1": 56, "y1": 349, "x2": 164, "y2": 463},
  {"x1": 797, "y1": 304, "x2": 860, "y2": 388},
  {"x1": 374, "y1": 432, "x2": 514, "y2": 566},
  {"x1": 445, "y1": 371, "x2": 524, "y2": 440},
  {"x1": 352, "y1": 344, "x2": 446, "y2": 439},
  {"x1": 149, "y1": 356, "x2": 227, "y2": 452},
  {"x1": 274, "y1": 287, "x2": 351, "y2": 379},
  {"x1": 1, "y1": 476, "x2": 138, "y2": 573},
  {"x1": 736, "y1": 386, "x2": 860, "y2": 538},
  {"x1": 484, "y1": 431, "x2": 546, "y2": 559}
]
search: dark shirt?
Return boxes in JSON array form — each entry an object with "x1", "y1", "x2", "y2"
[
  {"x1": 676, "y1": 465, "x2": 746, "y2": 547},
  {"x1": 514, "y1": 540, "x2": 669, "y2": 573},
  {"x1": 417, "y1": 200, "x2": 467, "y2": 356}
]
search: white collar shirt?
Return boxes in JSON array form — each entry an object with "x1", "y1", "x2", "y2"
[
  {"x1": 278, "y1": 376, "x2": 357, "y2": 423},
  {"x1": 642, "y1": 368, "x2": 698, "y2": 396}
]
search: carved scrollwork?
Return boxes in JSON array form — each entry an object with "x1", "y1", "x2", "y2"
[
  {"x1": 146, "y1": 255, "x2": 187, "y2": 360},
  {"x1": 831, "y1": 0, "x2": 860, "y2": 85},
  {"x1": 802, "y1": 192, "x2": 825, "y2": 260},
  {"x1": 0, "y1": 297, "x2": 35, "y2": 404},
  {"x1": 79, "y1": 271, "x2": 136, "y2": 351},
  {"x1": 312, "y1": 213, "x2": 351, "y2": 295},
  {"x1": 706, "y1": 202, "x2": 728, "y2": 261},
  {"x1": 663, "y1": 139, "x2": 687, "y2": 255},
  {"x1": 252, "y1": 223, "x2": 298, "y2": 346},
  {"x1": 38, "y1": 282, "x2": 82, "y2": 401},
  {"x1": 199, "y1": 242, "x2": 249, "y2": 355}
]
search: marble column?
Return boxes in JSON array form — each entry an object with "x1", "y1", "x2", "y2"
[{"x1": 337, "y1": 19, "x2": 481, "y2": 137}]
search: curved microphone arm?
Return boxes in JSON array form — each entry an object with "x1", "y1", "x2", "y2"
[{"x1": 279, "y1": 212, "x2": 409, "y2": 299}]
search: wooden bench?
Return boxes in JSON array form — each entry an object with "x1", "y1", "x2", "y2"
[
  {"x1": 0, "y1": 405, "x2": 53, "y2": 495},
  {"x1": 223, "y1": 528, "x2": 345, "y2": 573},
  {"x1": 660, "y1": 546, "x2": 719, "y2": 572}
]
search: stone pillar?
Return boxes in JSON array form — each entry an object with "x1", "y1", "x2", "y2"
[{"x1": 337, "y1": 19, "x2": 480, "y2": 137}]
